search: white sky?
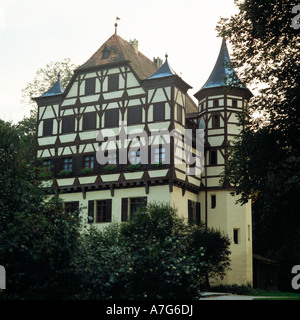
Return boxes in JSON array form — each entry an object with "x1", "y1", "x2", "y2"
[{"x1": 0, "y1": 0, "x2": 239, "y2": 123}]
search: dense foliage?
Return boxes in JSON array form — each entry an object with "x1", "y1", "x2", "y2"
[
  {"x1": 217, "y1": 0, "x2": 300, "y2": 290},
  {"x1": 0, "y1": 120, "x2": 81, "y2": 299},
  {"x1": 76, "y1": 203, "x2": 231, "y2": 300}
]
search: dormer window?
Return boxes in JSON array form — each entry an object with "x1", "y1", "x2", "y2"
[{"x1": 102, "y1": 47, "x2": 111, "y2": 59}]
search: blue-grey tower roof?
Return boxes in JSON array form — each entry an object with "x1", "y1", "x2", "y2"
[
  {"x1": 147, "y1": 54, "x2": 176, "y2": 79},
  {"x1": 201, "y1": 38, "x2": 244, "y2": 89},
  {"x1": 41, "y1": 73, "x2": 65, "y2": 97}
]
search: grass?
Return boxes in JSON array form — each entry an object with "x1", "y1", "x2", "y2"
[
  {"x1": 252, "y1": 291, "x2": 300, "y2": 300},
  {"x1": 208, "y1": 284, "x2": 300, "y2": 300}
]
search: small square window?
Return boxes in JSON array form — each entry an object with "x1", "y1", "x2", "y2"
[
  {"x1": 83, "y1": 155, "x2": 94, "y2": 169},
  {"x1": 42, "y1": 160, "x2": 51, "y2": 171},
  {"x1": 213, "y1": 99, "x2": 219, "y2": 107},
  {"x1": 63, "y1": 157, "x2": 73, "y2": 172}
]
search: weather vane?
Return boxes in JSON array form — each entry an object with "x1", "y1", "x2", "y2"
[{"x1": 115, "y1": 17, "x2": 120, "y2": 34}]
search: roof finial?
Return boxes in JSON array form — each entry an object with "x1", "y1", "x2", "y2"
[
  {"x1": 115, "y1": 17, "x2": 120, "y2": 34},
  {"x1": 57, "y1": 72, "x2": 61, "y2": 81},
  {"x1": 165, "y1": 53, "x2": 168, "y2": 60}
]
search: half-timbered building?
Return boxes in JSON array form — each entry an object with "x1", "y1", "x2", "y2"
[{"x1": 34, "y1": 31, "x2": 253, "y2": 286}]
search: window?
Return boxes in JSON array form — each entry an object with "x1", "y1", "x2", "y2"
[
  {"x1": 128, "y1": 106, "x2": 142, "y2": 125},
  {"x1": 153, "y1": 146, "x2": 166, "y2": 164},
  {"x1": 83, "y1": 155, "x2": 94, "y2": 169},
  {"x1": 43, "y1": 119, "x2": 53, "y2": 136},
  {"x1": 105, "y1": 109, "x2": 119, "y2": 127},
  {"x1": 121, "y1": 197, "x2": 147, "y2": 221},
  {"x1": 85, "y1": 78, "x2": 96, "y2": 95},
  {"x1": 96, "y1": 200, "x2": 112, "y2": 223},
  {"x1": 129, "y1": 149, "x2": 141, "y2": 165},
  {"x1": 42, "y1": 160, "x2": 51, "y2": 171},
  {"x1": 63, "y1": 157, "x2": 72, "y2": 172},
  {"x1": 177, "y1": 105, "x2": 182, "y2": 123},
  {"x1": 108, "y1": 74, "x2": 119, "y2": 92},
  {"x1": 211, "y1": 195, "x2": 216, "y2": 209},
  {"x1": 82, "y1": 112, "x2": 96, "y2": 131},
  {"x1": 188, "y1": 200, "x2": 201, "y2": 225},
  {"x1": 87, "y1": 199, "x2": 112, "y2": 223},
  {"x1": 210, "y1": 150, "x2": 217, "y2": 165},
  {"x1": 102, "y1": 47, "x2": 111, "y2": 59},
  {"x1": 64, "y1": 201, "x2": 79, "y2": 215},
  {"x1": 130, "y1": 198, "x2": 147, "y2": 217},
  {"x1": 62, "y1": 115, "x2": 75, "y2": 134},
  {"x1": 212, "y1": 114, "x2": 220, "y2": 128},
  {"x1": 213, "y1": 99, "x2": 219, "y2": 107},
  {"x1": 107, "y1": 151, "x2": 117, "y2": 164},
  {"x1": 232, "y1": 99, "x2": 238, "y2": 107},
  {"x1": 153, "y1": 103, "x2": 164, "y2": 122},
  {"x1": 233, "y1": 229, "x2": 239, "y2": 244}
]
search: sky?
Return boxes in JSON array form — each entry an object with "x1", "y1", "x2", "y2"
[{"x1": 0, "y1": 0, "x2": 240, "y2": 123}]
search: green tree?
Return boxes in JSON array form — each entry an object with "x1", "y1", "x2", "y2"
[
  {"x1": 0, "y1": 120, "x2": 81, "y2": 299},
  {"x1": 217, "y1": 0, "x2": 300, "y2": 290},
  {"x1": 76, "y1": 203, "x2": 231, "y2": 300},
  {"x1": 22, "y1": 58, "x2": 78, "y2": 107}
]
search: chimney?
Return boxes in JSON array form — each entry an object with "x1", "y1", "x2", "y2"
[
  {"x1": 128, "y1": 39, "x2": 139, "y2": 54},
  {"x1": 153, "y1": 57, "x2": 163, "y2": 68}
]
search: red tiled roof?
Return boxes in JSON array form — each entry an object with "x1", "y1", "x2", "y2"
[{"x1": 77, "y1": 34, "x2": 158, "y2": 80}]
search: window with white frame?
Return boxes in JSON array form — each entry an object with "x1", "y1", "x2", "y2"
[
  {"x1": 153, "y1": 146, "x2": 166, "y2": 164},
  {"x1": 129, "y1": 149, "x2": 141, "y2": 164}
]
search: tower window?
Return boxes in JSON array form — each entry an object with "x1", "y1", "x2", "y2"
[
  {"x1": 43, "y1": 119, "x2": 53, "y2": 136},
  {"x1": 233, "y1": 229, "x2": 239, "y2": 244},
  {"x1": 213, "y1": 99, "x2": 219, "y2": 107},
  {"x1": 153, "y1": 102, "x2": 164, "y2": 122},
  {"x1": 232, "y1": 99, "x2": 238, "y2": 107},
  {"x1": 177, "y1": 104, "x2": 182, "y2": 123},
  {"x1": 85, "y1": 78, "x2": 96, "y2": 95},
  {"x1": 211, "y1": 195, "x2": 216, "y2": 209},
  {"x1": 212, "y1": 114, "x2": 220, "y2": 128},
  {"x1": 188, "y1": 200, "x2": 201, "y2": 226},
  {"x1": 210, "y1": 150, "x2": 217, "y2": 165}
]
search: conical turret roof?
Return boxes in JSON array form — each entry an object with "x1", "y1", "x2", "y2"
[
  {"x1": 41, "y1": 73, "x2": 65, "y2": 97},
  {"x1": 200, "y1": 38, "x2": 244, "y2": 90},
  {"x1": 147, "y1": 54, "x2": 176, "y2": 79}
]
